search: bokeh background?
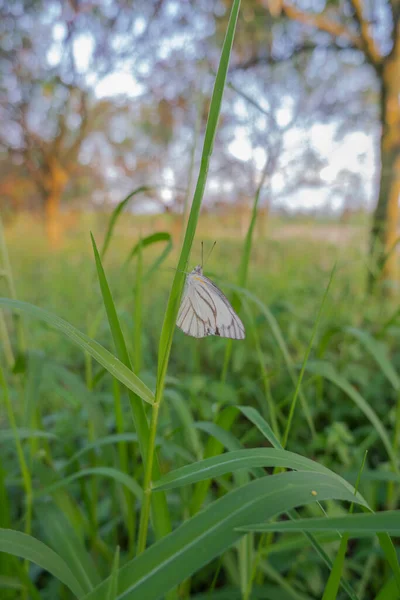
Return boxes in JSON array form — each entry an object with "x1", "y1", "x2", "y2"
[{"x1": 1, "y1": 2, "x2": 400, "y2": 599}]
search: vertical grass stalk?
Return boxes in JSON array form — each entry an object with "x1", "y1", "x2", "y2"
[
  {"x1": 0, "y1": 217, "x2": 26, "y2": 357},
  {"x1": 0, "y1": 363, "x2": 32, "y2": 598},
  {"x1": 221, "y1": 160, "x2": 270, "y2": 382},
  {"x1": 281, "y1": 265, "x2": 336, "y2": 449},
  {"x1": 136, "y1": 0, "x2": 242, "y2": 555},
  {"x1": 133, "y1": 239, "x2": 143, "y2": 373}
]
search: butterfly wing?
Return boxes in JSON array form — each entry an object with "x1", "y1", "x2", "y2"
[
  {"x1": 196, "y1": 275, "x2": 245, "y2": 339},
  {"x1": 177, "y1": 273, "x2": 245, "y2": 339},
  {"x1": 176, "y1": 282, "x2": 210, "y2": 338}
]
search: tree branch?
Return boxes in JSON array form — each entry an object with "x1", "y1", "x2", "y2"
[
  {"x1": 349, "y1": 0, "x2": 383, "y2": 65},
  {"x1": 282, "y1": 2, "x2": 363, "y2": 49},
  {"x1": 231, "y1": 41, "x2": 357, "y2": 71}
]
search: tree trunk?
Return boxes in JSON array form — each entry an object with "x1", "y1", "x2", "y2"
[
  {"x1": 44, "y1": 158, "x2": 68, "y2": 248},
  {"x1": 369, "y1": 34, "x2": 400, "y2": 291}
]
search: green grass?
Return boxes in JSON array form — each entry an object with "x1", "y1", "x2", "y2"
[
  {"x1": 1, "y1": 3, "x2": 400, "y2": 597},
  {"x1": 1, "y1": 211, "x2": 400, "y2": 599}
]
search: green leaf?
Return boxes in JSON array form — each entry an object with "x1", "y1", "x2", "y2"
[
  {"x1": 61, "y1": 434, "x2": 139, "y2": 470},
  {"x1": 36, "y1": 503, "x2": 101, "y2": 594},
  {"x1": 83, "y1": 471, "x2": 368, "y2": 600},
  {"x1": 90, "y1": 234, "x2": 171, "y2": 542},
  {"x1": 0, "y1": 429, "x2": 57, "y2": 443},
  {"x1": 0, "y1": 298, "x2": 154, "y2": 405},
  {"x1": 229, "y1": 285, "x2": 315, "y2": 436},
  {"x1": 166, "y1": 389, "x2": 203, "y2": 460},
  {"x1": 155, "y1": 0, "x2": 241, "y2": 388},
  {"x1": 373, "y1": 578, "x2": 399, "y2": 600},
  {"x1": 101, "y1": 186, "x2": 155, "y2": 259},
  {"x1": 0, "y1": 528, "x2": 85, "y2": 598},
  {"x1": 124, "y1": 232, "x2": 173, "y2": 279},
  {"x1": 35, "y1": 467, "x2": 143, "y2": 501},
  {"x1": 238, "y1": 511, "x2": 400, "y2": 534},
  {"x1": 153, "y1": 448, "x2": 362, "y2": 493},
  {"x1": 236, "y1": 405, "x2": 282, "y2": 449},
  {"x1": 106, "y1": 546, "x2": 120, "y2": 600}
]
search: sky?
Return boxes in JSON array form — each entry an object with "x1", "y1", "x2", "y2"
[{"x1": 68, "y1": 27, "x2": 377, "y2": 215}]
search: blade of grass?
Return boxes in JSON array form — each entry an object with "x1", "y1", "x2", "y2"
[
  {"x1": 83, "y1": 471, "x2": 368, "y2": 600},
  {"x1": 240, "y1": 511, "x2": 400, "y2": 535},
  {"x1": 221, "y1": 157, "x2": 270, "y2": 383},
  {"x1": 0, "y1": 363, "x2": 33, "y2": 587},
  {"x1": 237, "y1": 403, "x2": 359, "y2": 600},
  {"x1": 123, "y1": 232, "x2": 172, "y2": 280},
  {"x1": 242, "y1": 299, "x2": 279, "y2": 437},
  {"x1": 228, "y1": 283, "x2": 315, "y2": 437},
  {"x1": 101, "y1": 186, "x2": 154, "y2": 259},
  {"x1": 0, "y1": 298, "x2": 154, "y2": 404},
  {"x1": 0, "y1": 217, "x2": 26, "y2": 358},
  {"x1": 34, "y1": 467, "x2": 143, "y2": 501},
  {"x1": 321, "y1": 451, "x2": 367, "y2": 600},
  {"x1": 36, "y1": 503, "x2": 100, "y2": 594},
  {"x1": 133, "y1": 238, "x2": 143, "y2": 373},
  {"x1": 0, "y1": 529, "x2": 85, "y2": 599},
  {"x1": 282, "y1": 265, "x2": 335, "y2": 448},
  {"x1": 136, "y1": 0, "x2": 241, "y2": 555},
  {"x1": 106, "y1": 546, "x2": 120, "y2": 600},
  {"x1": 92, "y1": 234, "x2": 172, "y2": 544}
]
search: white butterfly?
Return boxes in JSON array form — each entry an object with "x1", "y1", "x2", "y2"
[{"x1": 177, "y1": 265, "x2": 245, "y2": 339}]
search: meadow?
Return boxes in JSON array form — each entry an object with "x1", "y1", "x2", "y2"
[
  {"x1": 1, "y1": 5, "x2": 400, "y2": 597},
  {"x1": 1, "y1": 209, "x2": 399, "y2": 600}
]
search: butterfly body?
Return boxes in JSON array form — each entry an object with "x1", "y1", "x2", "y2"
[{"x1": 177, "y1": 266, "x2": 245, "y2": 339}]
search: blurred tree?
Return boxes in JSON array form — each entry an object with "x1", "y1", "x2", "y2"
[
  {"x1": 256, "y1": 0, "x2": 400, "y2": 288},
  {"x1": 0, "y1": 0, "x2": 170, "y2": 246}
]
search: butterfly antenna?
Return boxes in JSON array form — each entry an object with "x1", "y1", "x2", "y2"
[
  {"x1": 204, "y1": 241, "x2": 217, "y2": 267},
  {"x1": 201, "y1": 241, "x2": 204, "y2": 268}
]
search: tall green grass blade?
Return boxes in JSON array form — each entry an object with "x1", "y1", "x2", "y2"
[
  {"x1": 0, "y1": 429, "x2": 57, "y2": 443},
  {"x1": 137, "y1": 0, "x2": 241, "y2": 556},
  {"x1": 373, "y1": 578, "x2": 399, "y2": 600},
  {"x1": 230, "y1": 284, "x2": 315, "y2": 437},
  {"x1": 322, "y1": 450, "x2": 366, "y2": 600},
  {"x1": 240, "y1": 511, "x2": 400, "y2": 534},
  {"x1": 61, "y1": 433, "x2": 138, "y2": 469},
  {"x1": 0, "y1": 298, "x2": 154, "y2": 404},
  {"x1": 153, "y1": 448, "x2": 365, "y2": 494},
  {"x1": 0, "y1": 363, "x2": 33, "y2": 564},
  {"x1": 83, "y1": 471, "x2": 368, "y2": 600},
  {"x1": 124, "y1": 232, "x2": 172, "y2": 279},
  {"x1": 133, "y1": 238, "x2": 143, "y2": 372},
  {"x1": 237, "y1": 406, "x2": 282, "y2": 449},
  {"x1": 235, "y1": 403, "x2": 359, "y2": 599},
  {"x1": 0, "y1": 217, "x2": 26, "y2": 357},
  {"x1": 36, "y1": 503, "x2": 101, "y2": 593},
  {"x1": 156, "y1": 0, "x2": 241, "y2": 386},
  {"x1": 90, "y1": 234, "x2": 171, "y2": 543},
  {"x1": 101, "y1": 186, "x2": 154, "y2": 259},
  {"x1": 106, "y1": 546, "x2": 120, "y2": 600},
  {"x1": 191, "y1": 407, "x2": 239, "y2": 514},
  {"x1": 221, "y1": 160, "x2": 270, "y2": 382},
  {"x1": 282, "y1": 265, "x2": 335, "y2": 448},
  {"x1": 0, "y1": 529, "x2": 85, "y2": 599},
  {"x1": 34, "y1": 466, "x2": 143, "y2": 501},
  {"x1": 166, "y1": 389, "x2": 203, "y2": 460},
  {"x1": 242, "y1": 300, "x2": 280, "y2": 436}
]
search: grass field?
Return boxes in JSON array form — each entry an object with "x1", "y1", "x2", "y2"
[
  {"x1": 1, "y1": 6, "x2": 399, "y2": 596},
  {"x1": 1, "y1": 210, "x2": 400, "y2": 600}
]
